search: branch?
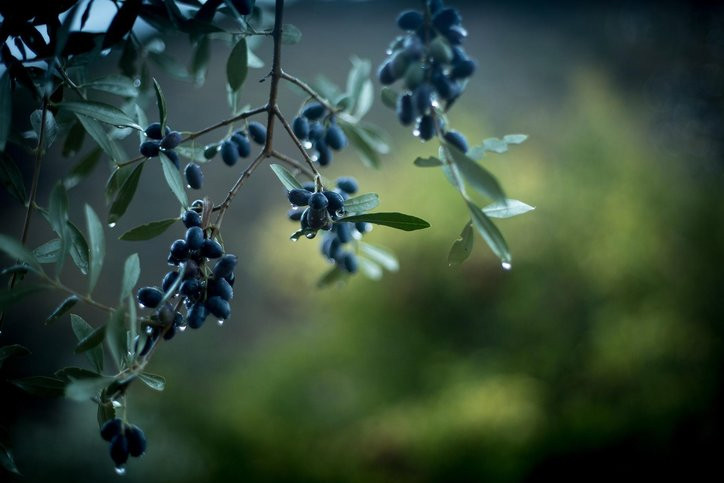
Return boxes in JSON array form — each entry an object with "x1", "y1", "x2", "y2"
[
  {"x1": 273, "y1": 105, "x2": 320, "y2": 178},
  {"x1": 270, "y1": 150, "x2": 315, "y2": 179},
  {"x1": 115, "y1": 105, "x2": 268, "y2": 168}
]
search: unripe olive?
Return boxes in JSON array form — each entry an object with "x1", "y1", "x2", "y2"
[
  {"x1": 444, "y1": 25, "x2": 467, "y2": 45},
  {"x1": 308, "y1": 122, "x2": 325, "y2": 141},
  {"x1": 204, "y1": 144, "x2": 219, "y2": 159},
  {"x1": 179, "y1": 279, "x2": 201, "y2": 298},
  {"x1": 404, "y1": 62, "x2": 425, "y2": 90},
  {"x1": 184, "y1": 163, "x2": 203, "y2": 189},
  {"x1": 429, "y1": 36, "x2": 453, "y2": 64},
  {"x1": 414, "y1": 84, "x2": 434, "y2": 113},
  {"x1": 336, "y1": 222, "x2": 353, "y2": 244},
  {"x1": 377, "y1": 62, "x2": 396, "y2": 85},
  {"x1": 390, "y1": 51, "x2": 411, "y2": 78},
  {"x1": 321, "y1": 235, "x2": 341, "y2": 260},
  {"x1": 164, "y1": 149, "x2": 180, "y2": 169},
  {"x1": 288, "y1": 208, "x2": 303, "y2": 221},
  {"x1": 340, "y1": 252, "x2": 358, "y2": 273}
]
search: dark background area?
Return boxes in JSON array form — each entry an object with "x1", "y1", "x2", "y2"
[{"x1": 1, "y1": 0, "x2": 723, "y2": 481}]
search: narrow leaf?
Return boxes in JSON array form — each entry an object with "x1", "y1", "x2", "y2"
[
  {"x1": 119, "y1": 218, "x2": 177, "y2": 241},
  {"x1": 0, "y1": 442, "x2": 21, "y2": 476},
  {"x1": 0, "y1": 234, "x2": 41, "y2": 271},
  {"x1": 340, "y1": 212, "x2": 430, "y2": 231},
  {"x1": 76, "y1": 114, "x2": 126, "y2": 162},
  {"x1": 152, "y1": 78, "x2": 167, "y2": 129},
  {"x1": 226, "y1": 37, "x2": 248, "y2": 91},
  {"x1": 44, "y1": 295, "x2": 79, "y2": 325},
  {"x1": 11, "y1": 376, "x2": 66, "y2": 397},
  {"x1": 343, "y1": 193, "x2": 379, "y2": 214},
  {"x1": 105, "y1": 309, "x2": 127, "y2": 369},
  {"x1": 83, "y1": 75, "x2": 139, "y2": 97},
  {"x1": 483, "y1": 199, "x2": 535, "y2": 219},
  {"x1": 380, "y1": 86, "x2": 398, "y2": 110},
  {"x1": 0, "y1": 153, "x2": 27, "y2": 203},
  {"x1": 85, "y1": 205, "x2": 105, "y2": 293},
  {"x1": 160, "y1": 153, "x2": 188, "y2": 207},
  {"x1": 444, "y1": 144, "x2": 506, "y2": 202},
  {"x1": 55, "y1": 367, "x2": 102, "y2": 381},
  {"x1": 67, "y1": 221, "x2": 90, "y2": 275},
  {"x1": 0, "y1": 285, "x2": 48, "y2": 311},
  {"x1": 414, "y1": 156, "x2": 443, "y2": 167},
  {"x1": 467, "y1": 201, "x2": 511, "y2": 264},
  {"x1": 65, "y1": 377, "x2": 111, "y2": 402},
  {"x1": 33, "y1": 239, "x2": 61, "y2": 264},
  {"x1": 138, "y1": 372, "x2": 166, "y2": 391},
  {"x1": 30, "y1": 109, "x2": 58, "y2": 151},
  {"x1": 448, "y1": 221, "x2": 474, "y2": 266},
  {"x1": 108, "y1": 162, "x2": 144, "y2": 225},
  {"x1": 503, "y1": 134, "x2": 528, "y2": 144},
  {"x1": 120, "y1": 253, "x2": 140, "y2": 301},
  {"x1": 0, "y1": 71, "x2": 11, "y2": 151},
  {"x1": 62, "y1": 121, "x2": 87, "y2": 158},
  {"x1": 270, "y1": 163, "x2": 303, "y2": 190},
  {"x1": 359, "y1": 242, "x2": 399, "y2": 272},
  {"x1": 281, "y1": 24, "x2": 302, "y2": 45},
  {"x1": 48, "y1": 183, "x2": 70, "y2": 274},
  {"x1": 64, "y1": 148, "x2": 102, "y2": 189},
  {"x1": 59, "y1": 101, "x2": 142, "y2": 129},
  {"x1": 71, "y1": 314, "x2": 104, "y2": 372},
  {"x1": 0, "y1": 344, "x2": 30, "y2": 369}
]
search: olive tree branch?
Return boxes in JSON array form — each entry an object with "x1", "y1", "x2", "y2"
[
  {"x1": 280, "y1": 70, "x2": 339, "y2": 114},
  {"x1": 270, "y1": 150, "x2": 315, "y2": 179}
]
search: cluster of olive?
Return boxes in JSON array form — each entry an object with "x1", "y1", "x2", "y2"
[
  {"x1": 139, "y1": 122, "x2": 182, "y2": 165},
  {"x1": 287, "y1": 177, "x2": 370, "y2": 274},
  {"x1": 100, "y1": 418, "x2": 146, "y2": 472},
  {"x1": 377, "y1": 0, "x2": 474, "y2": 151},
  {"x1": 135, "y1": 207, "x2": 237, "y2": 354},
  {"x1": 186, "y1": 121, "x2": 268, "y2": 190},
  {"x1": 291, "y1": 102, "x2": 348, "y2": 166}
]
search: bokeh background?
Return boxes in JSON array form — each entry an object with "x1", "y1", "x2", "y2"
[{"x1": 2, "y1": 0, "x2": 724, "y2": 481}]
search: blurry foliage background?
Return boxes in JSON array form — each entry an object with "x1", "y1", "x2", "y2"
[{"x1": 2, "y1": 0, "x2": 724, "y2": 481}]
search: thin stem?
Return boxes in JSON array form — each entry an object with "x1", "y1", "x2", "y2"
[
  {"x1": 273, "y1": 106, "x2": 321, "y2": 177},
  {"x1": 56, "y1": 63, "x2": 87, "y2": 100},
  {"x1": 45, "y1": 276, "x2": 115, "y2": 313},
  {"x1": 115, "y1": 105, "x2": 268, "y2": 168},
  {"x1": 280, "y1": 71, "x2": 339, "y2": 114},
  {"x1": 270, "y1": 150, "x2": 315, "y2": 179}
]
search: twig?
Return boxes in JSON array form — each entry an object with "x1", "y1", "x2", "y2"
[
  {"x1": 280, "y1": 71, "x2": 339, "y2": 114},
  {"x1": 273, "y1": 105, "x2": 320, "y2": 177},
  {"x1": 270, "y1": 150, "x2": 315, "y2": 179}
]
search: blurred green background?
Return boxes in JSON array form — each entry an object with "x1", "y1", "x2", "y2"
[{"x1": 2, "y1": 0, "x2": 724, "y2": 481}]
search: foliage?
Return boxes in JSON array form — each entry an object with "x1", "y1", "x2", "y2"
[{"x1": 0, "y1": 0, "x2": 531, "y2": 476}]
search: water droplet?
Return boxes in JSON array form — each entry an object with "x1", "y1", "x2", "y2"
[
  {"x1": 138, "y1": 303, "x2": 146, "y2": 310},
  {"x1": 291, "y1": 237, "x2": 298, "y2": 243},
  {"x1": 133, "y1": 79, "x2": 141, "y2": 87},
  {"x1": 217, "y1": 319, "x2": 224, "y2": 326},
  {"x1": 101, "y1": 48, "x2": 112, "y2": 57},
  {"x1": 111, "y1": 400, "x2": 122, "y2": 408},
  {"x1": 186, "y1": 184, "x2": 192, "y2": 189},
  {"x1": 178, "y1": 325, "x2": 187, "y2": 332},
  {"x1": 145, "y1": 326, "x2": 153, "y2": 335},
  {"x1": 114, "y1": 466, "x2": 126, "y2": 475},
  {"x1": 385, "y1": 49, "x2": 392, "y2": 55},
  {"x1": 432, "y1": 99, "x2": 440, "y2": 108},
  {"x1": 413, "y1": 129, "x2": 420, "y2": 137},
  {"x1": 501, "y1": 261, "x2": 512, "y2": 271},
  {"x1": 291, "y1": 204, "x2": 298, "y2": 209},
  {"x1": 305, "y1": 232, "x2": 316, "y2": 239},
  {"x1": 108, "y1": 222, "x2": 117, "y2": 228},
  {"x1": 303, "y1": 141, "x2": 312, "y2": 150}
]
